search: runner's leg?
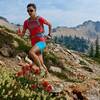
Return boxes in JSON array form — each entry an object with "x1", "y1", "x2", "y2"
[
  {"x1": 29, "y1": 45, "x2": 43, "y2": 69},
  {"x1": 37, "y1": 52, "x2": 49, "y2": 73}
]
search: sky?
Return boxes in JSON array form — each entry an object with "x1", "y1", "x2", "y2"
[{"x1": 0, "y1": 0, "x2": 100, "y2": 28}]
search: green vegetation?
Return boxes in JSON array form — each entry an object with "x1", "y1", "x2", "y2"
[
  {"x1": 81, "y1": 66, "x2": 93, "y2": 72},
  {"x1": 53, "y1": 35, "x2": 89, "y2": 52},
  {"x1": 89, "y1": 43, "x2": 94, "y2": 57},
  {"x1": 93, "y1": 58, "x2": 100, "y2": 64},
  {"x1": 14, "y1": 37, "x2": 31, "y2": 53},
  {"x1": 79, "y1": 60, "x2": 87, "y2": 65},
  {"x1": 95, "y1": 36, "x2": 100, "y2": 58},
  {"x1": 0, "y1": 27, "x2": 32, "y2": 56},
  {"x1": 89, "y1": 36, "x2": 100, "y2": 63},
  {"x1": 0, "y1": 25, "x2": 16, "y2": 33},
  {"x1": 44, "y1": 51, "x2": 63, "y2": 68},
  {"x1": 44, "y1": 51, "x2": 84, "y2": 83},
  {"x1": 0, "y1": 66, "x2": 67, "y2": 99},
  {"x1": 51, "y1": 71, "x2": 83, "y2": 83},
  {"x1": 93, "y1": 77, "x2": 100, "y2": 84}
]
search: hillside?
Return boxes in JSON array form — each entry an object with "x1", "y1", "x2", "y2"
[
  {"x1": 0, "y1": 25, "x2": 100, "y2": 99},
  {"x1": 52, "y1": 20, "x2": 100, "y2": 42},
  {"x1": 0, "y1": 16, "x2": 18, "y2": 32}
]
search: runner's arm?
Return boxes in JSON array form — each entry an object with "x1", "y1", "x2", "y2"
[
  {"x1": 17, "y1": 21, "x2": 27, "y2": 37},
  {"x1": 43, "y1": 20, "x2": 52, "y2": 37},
  {"x1": 40, "y1": 17, "x2": 52, "y2": 37},
  {"x1": 17, "y1": 27, "x2": 26, "y2": 37},
  {"x1": 47, "y1": 22, "x2": 52, "y2": 37}
]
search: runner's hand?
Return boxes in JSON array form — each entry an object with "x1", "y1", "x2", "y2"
[
  {"x1": 46, "y1": 35, "x2": 51, "y2": 39},
  {"x1": 46, "y1": 33, "x2": 52, "y2": 39},
  {"x1": 17, "y1": 27, "x2": 22, "y2": 36},
  {"x1": 48, "y1": 33, "x2": 52, "y2": 37}
]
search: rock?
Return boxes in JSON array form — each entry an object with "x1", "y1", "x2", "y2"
[
  {"x1": 12, "y1": 40, "x2": 19, "y2": 48},
  {"x1": 17, "y1": 52, "x2": 27, "y2": 58},
  {"x1": 0, "y1": 46, "x2": 11, "y2": 57},
  {"x1": 54, "y1": 48, "x2": 60, "y2": 52},
  {"x1": 52, "y1": 83, "x2": 64, "y2": 93},
  {"x1": 0, "y1": 60, "x2": 5, "y2": 66},
  {"x1": 49, "y1": 66, "x2": 62, "y2": 73},
  {"x1": 84, "y1": 80, "x2": 100, "y2": 100},
  {"x1": 0, "y1": 44, "x2": 17, "y2": 57},
  {"x1": 82, "y1": 66, "x2": 94, "y2": 72},
  {"x1": 25, "y1": 56, "x2": 33, "y2": 64},
  {"x1": 86, "y1": 86, "x2": 100, "y2": 100}
]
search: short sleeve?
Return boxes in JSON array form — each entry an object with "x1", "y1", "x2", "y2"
[
  {"x1": 39, "y1": 16, "x2": 50, "y2": 25},
  {"x1": 23, "y1": 20, "x2": 28, "y2": 30}
]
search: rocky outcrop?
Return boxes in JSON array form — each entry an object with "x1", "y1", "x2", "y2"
[
  {"x1": 52, "y1": 20, "x2": 100, "y2": 41},
  {"x1": 0, "y1": 28, "x2": 30, "y2": 57},
  {"x1": 44, "y1": 42, "x2": 100, "y2": 99}
]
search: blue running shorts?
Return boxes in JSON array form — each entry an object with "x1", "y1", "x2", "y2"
[{"x1": 35, "y1": 41, "x2": 46, "y2": 53}]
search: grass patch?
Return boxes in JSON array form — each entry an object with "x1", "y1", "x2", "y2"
[
  {"x1": 81, "y1": 66, "x2": 93, "y2": 72},
  {"x1": 79, "y1": 60, "x2": 87, "y2": 65},
  {"x1": 93, "y1": 57, "x2": 100, "y2": 64},
  {"x1": 14, "y1": 37, "x2": 31, "y2": 53},
  {"x1": 44, "y1": 51, "x2": 63, "y2": 67},
  {"x1": 51, "y1": 71, "x2": 83, "y2": 83},
  {"x1": 0, "y1": 25, "x2": 15, "y2": 33},
  {"x1": 93, "y1": 77, "x2": 100, "y2": 84},
  {"x1": 0, "y1": 30, "x2": 14, "y2": 48}
]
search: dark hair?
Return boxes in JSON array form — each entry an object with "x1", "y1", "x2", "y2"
[{"x1": 27, "y1": 3, "x2": 36, "y2": 10}]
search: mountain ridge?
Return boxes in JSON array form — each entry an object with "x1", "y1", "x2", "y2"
[
  {"x1": 52, "y1": 20, "x2": 100, "y2": 41},
  {"x1": 0, "y1": 16, "x2": 18, "y2": 32}
]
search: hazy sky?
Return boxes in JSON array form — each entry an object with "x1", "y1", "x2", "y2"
[{"x1": 0, "y1": 0, "x2": 100, "y2": 27}]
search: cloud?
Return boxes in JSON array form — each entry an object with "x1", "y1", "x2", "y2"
[
  {"x1": 0, "y1": 0, "x2": 100, "y2": 27},
  {"x1": 37, "y1": 0, "x2": 100, "y2": 27}
]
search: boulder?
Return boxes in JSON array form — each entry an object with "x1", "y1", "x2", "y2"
[{"x1": 49, "y1": 66, "x2": 62, "y2": 73}]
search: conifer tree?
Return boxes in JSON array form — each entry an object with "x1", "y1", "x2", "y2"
[
  {"x1": 89, "y1": 43, "x2": 94, "y2": 57},
  {"x1": 95, "y1": 35, "x2": 100, "y2": 58}
]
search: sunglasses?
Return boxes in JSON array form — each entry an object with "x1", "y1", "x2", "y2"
[{"x1": 27, "y1": 9, "x2": 33, "y2": 13}]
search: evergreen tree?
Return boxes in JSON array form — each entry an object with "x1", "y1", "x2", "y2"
[
  {"x1": 89, "y1": 43, "x2": 94, "y2": 57},
  {"x1": 95, "y1": 35, "x2": 100, "y2": 58},
  {"x1": 53, "y1": 35, "x2": 89, "y2": 52},
  {"x1": 53, "y1": 36, "x2": 58, "y2": 43}
]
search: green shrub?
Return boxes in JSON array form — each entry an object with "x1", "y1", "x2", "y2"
[
  {"x1": 44, "y1": 51, "x2": 63, "y2": 67},
  {"x1": 79, "y1": 60, "x2": 87, "y2": 65},
  {"x1": 0, "y1": 25, "x2": 15, "y2": 33},
  {"x1": 0, "y1": 66, "x2": 67, "y2": 99},
  {"x1": 14, "y1": 37, "x2": 31, "y2": 53}
]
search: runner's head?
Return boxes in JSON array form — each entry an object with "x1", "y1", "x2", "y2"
[{"x1": 27, "y1": 3, "x2": 37, "y2": 17}]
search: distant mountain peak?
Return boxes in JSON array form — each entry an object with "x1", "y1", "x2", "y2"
[
  {"x1": 52, "y1": 20, "x2": 100, "y2": 40},
  {"x1": 0, "y1": 16, "x2": 9, "y2": 22},
  {"x1": 0, "y1": 16, "x2": 18, "y2": 31},
  {"x1": 83, "y1": 20, "x2": 94, "y2": 25}
]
